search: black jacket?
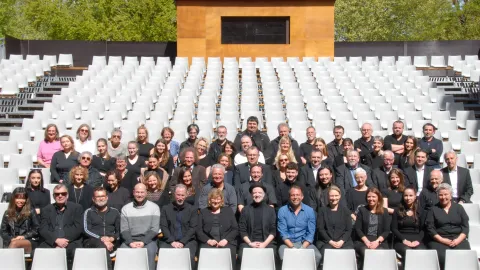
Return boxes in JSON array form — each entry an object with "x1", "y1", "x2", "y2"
[
  {"x1": 317, "y1": 205, "x2": 353, "y2": 244},
  {"x1": 334, "y1": 164, "x2": 373, "y2": 192},
  {"x1": 270, "y1": 136, "x2": 302, "y2": 165},
  {"x1": 234, "y1": 162, "x2": 273, "y2": 190},
  {"x1": 160, "y1": 202, "x2": 198, "y2": 245},
  {"x1": 238, "y1": 181, "x2": 277, "y2": 207},
  {"x1": 403, "y1": 165, "x2": 433, "y2": 192},
  {"x1": 208, "y1": 139, "x2": 231, "y2": 165},
  {"x1": 67, "y1": 184, "x2": 94, "y2": 212},
  {"x1": 354, "y1": 137, "x2": 374, "y2": 164},
  {"x1": 234, "y1": 130, "x2": 273, "y2": 162},
  {"x1": 441, "y1": 166, "x2": 474, "y2": 203},
  {"x1": 1, "y1": 210, "x2": 40, "y2": 247},
  {"x1": 87, "y1": 166, "x2": 105, "y2": 188},
  {"x1": 196, "y1": 207, "x2": 238, "y2": 246},
  {"x1": 83, "y1": 206, "x2": 121, "y2": 240},
  {"x1": 275, "y1": 178, "x2": 317, "y2": 210},
  {"x1": 238, "y1": 202, "x2": 276, "y2": 245},
  {"x1": 39, "y1": 202, "x2": 83, "y2": 247},
  {"x1": 355, "y1": 206, "x2": 391, "y2": 241}
]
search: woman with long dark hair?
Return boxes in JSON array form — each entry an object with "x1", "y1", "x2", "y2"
[
  {"x1": 25, "y1": 169, "x2": 51, "y2": 215},
  {"x1": 178, "y1": 168, "x2": 198, "y2": 207},
  {"x1": 392, "y1": 187, "x2": 426, "y2": 265},
  {"x1": 399, "y1": 136, "x2": 418, "y2": 169},
  {"x1": 104, "y1": 171, "x2": 131, "y2": 211},
  {"x1": 150, "y1": 139, "x2": 174, "y2": 175},
  {"x1": 91, "y1": 138, "x2": 116, "y2": 176},
  {"x1": 0, "y1": 187, "x2": 39, "y2": 253},
  {"x1": 384, "y1": 168, "x2": 406, "y2": 214}
]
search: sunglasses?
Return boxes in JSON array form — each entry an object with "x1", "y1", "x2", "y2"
[
  {"x1": 280, "y1": 159, "x2": 288, "y2": 162},
  {"x1": 81, "y1": 157, "x2": 91, "y2": 161},
  {"x1": 54, "y1": 192, "x2": 68, "y2": 197},
  {"x1": 80, "y1": 129, "x2": 89, "y2": 132},
  {"x1": 112, "y1": 135, "x2": 121, "y2": 138}
]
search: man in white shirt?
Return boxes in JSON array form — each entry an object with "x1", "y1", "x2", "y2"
[
  {"x1": 234, "y1": 135, "x2": 265, "y2": 165},
  {"x1": 440, "y1": 150, "x2": 474, "y2": 203},
  {"x1": 404, "y1": 149, "x2": 432, "y2": 195}
]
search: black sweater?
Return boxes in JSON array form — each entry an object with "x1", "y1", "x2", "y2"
[
  {"x1": 91, "y1": 156, "x2": 116, "y2": 174},
  {"x1": 83, "y1": 206, "x2": 121, "y2": 240},
  {"x1": 67, "y1": 184, "x2": 94, "y2": 211},
  {"x1": 391, "y1": 208, "x2": 425, "y2": 242},
  {"x1": 28, "y1": 188, "x2": 51, "y2": 211},
  {"x1": 317, "y1": 205, "x2": 353, "y2": 244},
  {"x1": 138, "y1": 143, "x2": 154, "y2": 158},
  {"x1": 238, "y1": 202, "x2": 276, "y2": 244},
  {"x1": 196, "y1": 207, "x2": 238, "y2": 245},
  {"x1": 126, "y1": 156, "x2": 147, "y2": 176},
  {"x1": 107, "y1": 187, "x2": 131, "y2": 211}
]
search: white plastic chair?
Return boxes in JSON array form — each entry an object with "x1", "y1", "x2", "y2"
[
  {"x1": 114, "y1": 248, "x2": 149, "y2": 270},
  {"x1": 9, "y1": 154, "x2": 32, "y2": 177},
  {"x1": 323, "y1": 249, "x2": 356, "y2": 270},
  {"x1": 456, "y1": 110, "x2": 475, "y2": 129},
  {"x1": 240, "y1": 248, "x2": 275, "y2": 270},
  {"x1": 72, "y1": 248, "x2": 108, "y2": 270},
  {"x1": 364, "y1": 249, "x2": 398, "y2": 270},
  {"x1": 466, "y1": 120, "x2": 480, "y2": 139},
  {"x1": 445, "y1": 250, "x2": 480, "y2": 270},
  {"x1": 32, "y1": 248, "x2": 67, "y2": 270},
  {"x1": 430, "y1": 56, "x2": 446, "y2": 68},
  {"x1": 461, "y1": 141, "x2": 480, "y2": 163},
  {"x1": 197, "y1": 248, "x2": 232, "y2": 270},
  {"x1": 157, "y1": 248, "x2": 191, "y2": 270},
  {"x1": 404, "y1": 250, "x2": 439, "y2": 270},
  {"x1": 57, "y1": 54, "x2": 73, "y2": 67},
  {"x1": 413, "y1": 56, "x2": 429, "y2": 68},
  {"x1": 462, "y1": 203, "x2": 480, "y2": 226},
  {"x1": 282, "y1": 248, "x2": 316, "y2": 270},
  {"x1": 0, "y1": 248, "x2": 26, "y2": 270},
  {"x1": 448, "y1": 130, "x2": 469, "y2": 151}
]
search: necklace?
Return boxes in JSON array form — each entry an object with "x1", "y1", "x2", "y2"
[{"x1": 73, "y1": 186, "x2": 83, "y2": 204}]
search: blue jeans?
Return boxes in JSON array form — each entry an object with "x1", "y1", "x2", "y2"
[{"x1": 278, "y1": 242, "x2": 322, "y2": 267}]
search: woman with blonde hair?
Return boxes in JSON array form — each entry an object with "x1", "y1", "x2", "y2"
[
  {"x1": 50, "y1": 135, "x2": 79, "y2": 184},
  {"x1": 143, "y1": 171, "x2": 170, "y2": 207},
  {"x1": 273, "y1": 137, "x2": 297, "y2": 166},
  {"x1": 37, "y1": 123, "x2": 62, "y2": 168},
  {"x1": 313, "y1": 137, "x2": 334, "y2": 167},
  {"x1": 74, "y1": 123, "x2": 95, "y2": 154},
  {"x1": 67, "y1": 165, "x2": 94, "y2": 211},
  {"x1": 136, "y1": 125, "x2": 154, "y2": 158},
  {"x1": 195, "y1": 137, "x2": 212, "y2": 169}
]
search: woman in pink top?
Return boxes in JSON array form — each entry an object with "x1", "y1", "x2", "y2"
[{"x1": 36, "y1": 124, "x2": 62, "y2": 168}]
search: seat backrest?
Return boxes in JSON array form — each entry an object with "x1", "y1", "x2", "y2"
[
  {"x1": 282, "y1": 249, "x2": 316, "y2": 270},
  {"x1": 405, "y1": 250, "x2": 439, "y2": 270},
  {"x1": 445, "y1": 250, "x2": 479, "y2": 270},
  {"x1": 114, "y1": 248, "x2": 148, "y2": 270},
  {"x1": 72, "y1": 248, "x2": 108, "y2": 270},
  {"x1": 323, "y1": 249, "x2": 356, "y2": 270},
  {"x1": 240, "y1": 248, "x2": 275, "y2": 270},
  {"x1": 157, "y1": 248, "x2": 191, "y2": 270},
  {"x1": 364, "y1": 250, "x2": 398, "y2": 270},
  {"x1": 0, "y1": 248, "x2": 25, "y2": 270},
  {"x1": 32, "y1": 248, "x2": 67, "y2": 270},
  {"x1": 197, "y1": 248, "x2": 232, "y2": 270}
]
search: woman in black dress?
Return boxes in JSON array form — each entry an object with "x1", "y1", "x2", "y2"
[
  {"x1": 150, "y1": 139, "x2": 174, "y2": 175},
  {"x1": 197, "y1": 188, "x2": 238, "y2": 268},
  {"x1": 91, "y1": 138, "x2": 116, "y2": 176},
  {"x1": 136, "y1": 125, "x2": 154, "y2": 158},
  {"x1": 354, "y1": 187, "x2": 391, "y2": 264},
  {"x1": 105, "y1": 171, "x2": 131, "y2": 211},
  {"x1": 426, "y1": 183, "x2": 471, "y2": 269},
  {"x1": 0, "y1": 187, "x2": 39, "y2": 253},
  {"x1": 25, "y1": 169, "x2": 50, "y2": 215},
  {"x1": 316, "y1": 185, "x2": 354, "y2": 258},
  {"x1": 364, "y1": 136, "x2": 385, "y2": 170},
  {"x1": 67, "y1": 165, "x2": 94, "y2": 211},
  {"x1": 398, "y1": 136, "x2": 418, "y2": 170},
  {"x1": 345, "y1": 168, "x2": 369, "y2": 221},
  {"x1": 126, "y1": 141, "x2": 147, "y2": 176},
  {"x1": 392, "y1": 187, "x2": 426, "y2": 265},
  {"x1": 50, "y1": 135, "x2": 79, "y2": 184},
  {"x1": 333, "y1": 138, "x2": 354, "y2": 168},
  {"x1": 384, "y1": 168, "x2": 405, "y2": 214}
]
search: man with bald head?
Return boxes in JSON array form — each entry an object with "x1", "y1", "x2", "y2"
[
  {"x1": 419, "y1": 170, "x2": 444, "y2": 210},
  {"x1": 234, "y1": 135, "x2": 266, "y2": 166},
  {"x1": 354, "y1": 123, "x2": 374, "y2": 164},
  {"x1": 120, "y1": 183, "x2": 160, "y2": 270}
]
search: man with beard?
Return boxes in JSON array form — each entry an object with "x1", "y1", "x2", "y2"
[
  {"x1": 238, "y1": 182, "x2": 277, "y2": 263},
  {"x1": 159, "y1": 184, "x2": 198, "y2": 269},
  {"x1": 234, "y1": 116, "x2": 272, "y2": 162},
  {"x1": 299, "y1": 126, "x2": 317, "y2": 164},
  {"x1": 83, "y1": 187, "x2": 121, "y2": 270},
  {"x1": 234, "y1": 146, "x2": 273, "y2": 189},
  {"x1": 299, "y1": 149, "x2": 331, "y2": 188},
  {"x1": 276, "y1": 162, "x2": 316, "y2": 210},
  {"x1": 277, "y1": 186, "x2": 321, "y2": 268},
  {"x1": 418, "y1": 123, "x2": 443, "y2": 168},
  {"x1": 335, "y1": 150, "x2": 373, "y2": 192},
  {"x1": 120, "y1": 183, "x2": 160, "y2": 270},
  {"x1": 237, "y1": 165, "x2": 277, "y2": 212},
  {"x1": 370, "y1": 151, "x2": 400, "y2": 190},
  {"x1": 208, "y1": 125, "x2": 231, "y2": 164}
]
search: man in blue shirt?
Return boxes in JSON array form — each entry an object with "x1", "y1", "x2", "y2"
[
  {"x1": 277, "y1": 185, "x2": 321, "y2": 267},
  {"x1": 418, "y1": 123, "x2": 443, "y2": 169}
]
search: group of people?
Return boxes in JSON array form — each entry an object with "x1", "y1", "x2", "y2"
[{"x1": 0, "y1": 116, "x2": 473, "y2": 269}]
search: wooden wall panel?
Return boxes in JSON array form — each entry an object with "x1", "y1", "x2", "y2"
[{"x1": 177, "y1": 0, "x2": 335, "y2": 59}]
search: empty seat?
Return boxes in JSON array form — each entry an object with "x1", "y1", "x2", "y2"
[
  {"x1": 445, "y1": 250, "x2": 479, "y2": 270},
  {"x1": 32, "y1": 248, "x2": 67, "y2": 270},
  {"x1": 405, "y1": 250, "x2": 439, "y2": 270},
  {"x1": 282, "y1": 248, "x2": 316, "y2": 270},
  {"x1": 363, "y1": 249, "x2": 398, "y2": 270},
  {"x1": 0, "y1": 248, "x2": 25, "y2": 270},
  {"x1": 456, "y1": 110, "x2": 475, "y2": 129},
  {"x1": 461, "y1": 141, "x2": 480, "y2": 163},
  {"x1": 114, "y1": 248, "x2": 149, "y2": 270},
  {"x1": 57, "y1": 54, "x2": 73, "y2": 67},
  {"x1": 72, "y1": 248, "x2": 107, "y2": 270},
  {"x1": 157, "y1": 248, "x2": 191, "y2": 270},
  {"x1": 466, "y1": 120, "x2": 480, "y2": 139},
  {"x1": 448, "y1": 130, "x2": 469, "y2": 151},
  {"x1": 240, "y1": 248, "x2": 275, "y2": 270},
  {"x1": 462, "y1": 203, "x2": 480, "y2": 226},
  {"x1": 9, "y1": 154, "x2": 32, "y2": 177},
  {"x1": 323, "y1": 249, "x2": 357, "y2": 270},
  {"x1": 8, "y1": 129, "x2": 31, "y2": 150},
  {"x1": 197, "y1": 248, "x2": 232, "y2": 270}
]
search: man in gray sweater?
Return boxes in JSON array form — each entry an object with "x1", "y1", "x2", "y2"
[{"x1": 120, "y1": 183, "x2": 160, "y2": 270}]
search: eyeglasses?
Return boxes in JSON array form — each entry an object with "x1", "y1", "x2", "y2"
[
  {"x1": 54, "y1": 192, "x2": 67, "y2": 197},
  {"x1": 81, "y1": 157, "x2": 91, "y2": 161},
  {"x1": 280, "y1": 159, "x2": 288, "y2": 162},
  {"x1": 112, "y1": 135, "x2": 121, "y2": 138},
  {"x1": 80, "y1": 129, "x2": 89, "y2": 132}
]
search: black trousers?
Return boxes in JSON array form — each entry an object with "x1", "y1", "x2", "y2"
[
  {"x1": 200, "y1": 243, "x2": 237, "y2": 269},
  {"x1": 393, "y1": 241, "x2": 426, "y2": 265},
  {"x1": 83, "y1": 238, "x2": 118, "y2": 270},
  {"x1": 317, "y1": 241, "x2": 355, "y2": 257},
  {"x1": 158, "y1": 241, "x2": 198, "y2": 269},
  {"x1": 354, "y1": 236, "x2": 389, "y2": 261},
  {"x1": 428, "y1": 240, "x2": 471, "y2": 269}
]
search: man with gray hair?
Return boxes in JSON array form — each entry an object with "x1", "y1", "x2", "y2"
[
  {"x1": 370, "y1": 150, "x2": 404, "y2": 190},
  {"x1": 78, "y1": 151, "x2": 104, "y2": 187},
  {"x1": 335, "y1": 150, "x2": 373, "y2": 192},
  {"x1": 199, "y1": 164, "x2": 237, "y2": 212},
  {"x1": 440, "y1": 150, "x2": 473, "y2": 203},
  {"x1": 234, "y1": 146, "x2": 273, "y2": 190},
  {"x1": 234, "y1": 135, "x2": 266, "y2": 166},
  {"x1": 354, "y1": 122, "x2": 374, "y2": 164},
  {"x1": 108, "y1": 128, "x2": 127, "y2": 157},
  {"x1": 159, "y1": 184, "x2": 198, "y2": 268},
  {"x1": 270, "y1": 122, "x2": 301, "y2": 165}
]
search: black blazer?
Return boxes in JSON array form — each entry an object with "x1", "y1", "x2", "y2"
[
  {"x1": 317, "y1": 205, "x2": 353, "y2": 244},
  {"x1": 334, "y1": 164, "x2": 373, "y2": 192},
  {"x1": 67, "y1": 184, "x2": 94, "y2": 211},
  {"x1": 170, "y1": 165, "x2": 207, "y2": 193},
  {"x1": 298, "y1": 162, "x2": 334, "y2": 188},
  {"x1": 355, "y1": 206, "x2": 391, "y2": 241},
  {"x1": 404, "y1": 165, "x2": 432, "y2": 192},
  {"x1": 234, "y1": 162, "x2": 273, "y2": 190},
  {"x1": 238, "y1": 203, "x2": 276, "y2": 245},
  {"x1": 1, "y1": 210, "x2": 40, "y2": 247},
  {"x1": 441, "y1": 167, "x2": 474, "y2": 203},
  {"x1": 371, "y1": 166, "x2": 409, "y2": 191},
  {"x1": 160, "y1": 202, "x2": 198, "y2": 245},
  {"x1": 196, "y1": 207, "x2": 238, "y2": 245},
  {"x1": 39, "y1": 202, "x2": 83, "y2": 247}
]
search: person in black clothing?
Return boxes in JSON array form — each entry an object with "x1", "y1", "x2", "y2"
[
  {"x1": 354, "y1": 123, "x2": 374, "y2": 165},
  {"x1": 238, "y1": 182, "x2": 277, "y2": 262},
  {"x1": 144, "y1": 171, "x2": 170, "y2": 207},
  {"x1": 392, "y1": 187, "x2": 426, "y2": 266},
  {"x1": 50, "y1": 135, "x2": 80, "y2": 184},
  {"x1": 234, "y1": 146, "x2": 274, "y2": 190},
  {"x1": 116, "y1": 155, "x2": 140, "y2": 195},
  {"x1": 92, "y1": 138, "x2": 116, "y2": 176},
  {"x1": 1, "y1": 187, "x2": 40, "y2": 253},
  {"x1": 126, "y1": 141, "x2": 147, "y2": 176},
  {"x1": 398, "y1": 136, "x2": 418, "y2": 170},
  {"x1": 403, "y1": 149, "x2": 432, "y2": 195},
  {"x1": 237, "y1": 164, "x2": 277, "y2": 212},
  {"x1": 222, "y1": 140, "x2": 237, "y2": 161},
  {"x1": 314, "y1": 167, "x2": 340, "y2": 209},
  {"x1": 299, "y1": 149, "x2": 331, "y2": 188},
  {"x1": 208, "y1": 125, "x2": 230, "y2": 165},
  {"x1": 426, "y1": 183, "x2": 471, "y2": 269},
  {"x1": 177, "y1": 168, "x2": 199, "y2": 207},
  {"x1": 354, "y1": 188, "x2": 391, "y2": 263},
  {"x1": 67, "y1": 166, "x2": 94, "y2": 211},
  {"x1": 384, "y1": 168, "x2": 406, "y2": 214},
  {"x1": 313, "y1": 137, "x2": 334, "y2": 168},
  {"x1": 170, "y1": 148, "x2": 207, "y2": 194},
  {"x1": 335, "y1": 150, "x2": 373, "y2": 193},
  {"x1": 364, "y1": 136, "x2": 386, "y2": 170},
  {"x1": 371, "y1": 151, "x2": 398, "y2": 191},
  {"x1": 327, "y1": 125, "x2": 345, "y2": 161},
  {"x1": 159, "y1": 184, "x2": 198, "y2": 269},
  {"x1": 78, "y1": 151, "x2": 104, "y2": 188},
  {"x1": 269, "y1": 123, "x2": 302, "y2": 165},
  {"x1": 441, "y1": 151, "x2": 474, "y2": 203},
  {"x1": 150, "y1": 139, "x2": 174, "y2": 175},
  {"x1": 83, "y1": 187, "x2": 121, "y2": 270},
  {"x1": 180, "y1": 124, "x2": 199, "y2": 153},
  {"x1": 209, "y1": 153, "x2": 234, "y2": 186},
  {"x1": 418, "y1": 123, "x2": 443, "y2": 169},
  {"x1": 333, "y1": 138, "x2": 354, "y2": 168},
  {"x1": 233, "y1": 116, "x2": 273, "y2": 163},
  {"x1": 384, "y1": 121, "x2": 407, "y2": 165},
  {"x1": 197, "y1": 188, "x2": 238, "y2": 268},
  {"x1": 105, "y1": 171, "x2": 131, "y2": 211},
  {"x1": 299, "y1": 126, "x2": 316, "y2": 164},
  {"x1": 38, "y1": 184, "x2": 83, "y2": 261},
  {"x1": 195, "y1": 137, "x2": 212, "y2": 170},
  {"x1": 275, "y1": 162, "x2": 316, "y2": 210},
  {"x1": 419, "y1": 170, "x2": 443, "y2": 211},
  {"x1": 345, "y1": 168, "x2": 369, "y2": 220},
  {"x1": 136, "y1": 125, "x2": 154, "y2": 158},
  {"x1": 25, "y1": 169, "x2": 51, "y2": 215},
  {"x1": 316, "y1": 185, "x2": 354, "y2": 257}
]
